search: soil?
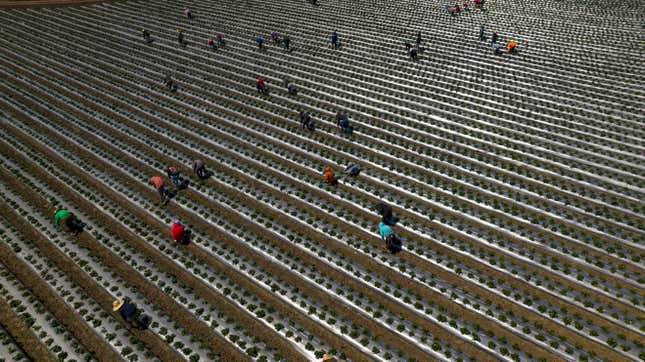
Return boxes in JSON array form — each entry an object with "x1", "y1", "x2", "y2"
[
  {"x1": 1, "y1": 62, "x2": 630, "y2": 359},
  {"x1": 0, "y1": 14, "x2": 639, "y2": 362},
  {"x1": 0, "y1": 290, "x2": 55, "y2": 362},
  {"x1": 0, "y1": 235, "x2": 123, "y2": 361},
  {"x1": 0, "y1": 89, "x2": 381, "y2": 362},
  {"x1": 0, "y1": 146, "x2": 253, "y2": 362},
  {"x1": 1, "y1": 72, "x2": 515, "y2": 361},
  {"x1": 0, "y1": 49, "x2": 630, "y2": 361}
]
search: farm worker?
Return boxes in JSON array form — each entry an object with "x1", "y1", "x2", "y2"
[
  {"x1": 507, "y1": 40, "x2": 517, "y2": 53},
  {"x1": 331, "y1": 31, "x2": 339, "y2": 48},
  {"x1": 344, "y1": 163, "x2": 361, "y2": 177},
  {"x1": 257, "y1": 76, "x2": 267, "y2": 94},
  {"x1": 177, "y1": 29, "x2": 184, "y2": 45},
  {"x1": 271, "y1": 31, "x2": 280, "y2": 43},
  {"x1": 322, "y1": 166, "x2": 336, "y2": 184},
  {"x1": 192, "y1": 159, "x2": 209, "y2": 179},
  {"x1": 163, "y1": 76, "x2": 174, "y2": 90},
  {"x1": 113, "y1": 299, "x2": 136, "y2": 322},
  {"x1": 479, "y1": 25, "x2": 485, "y2": 40},
  {"x1": 184, "y1": 7, "x2": 192, "y2": 19},
  {"x1": 299, "y1": 111, "x2": 312, "y2": 129},
  {"x1": 283, "y1": 35, "x2": 290, "y2": 51},
  {"x1": 54, "y1": 208, "x2": 85, "y2": 234},
  {"x1": 217, "y1": 34, "x2": 225, "y2": 47},
  {"x1": 335, "y1": 112, "x2": 347, "y2": 127},
  {"x1": 142, "y1": 29, "x2": 150, "y2": 41},
  {"x1": 491, "y1": 31, "x2": 498, "y2": 45},
  {"x1": 375, "y1": 203, "x2": 394, "y2": 224},
  {"x1": 113, "y1": 299, "x2": 152, "y2": 329},
  {"x1": 171, "y1": 221, "x2": 191, "y2": 244},
  {"x1": 493, "y1": 42, "x2": 503, "y2": 55},
  {"x1": 256, "y1": 36, "x2": 264, "y2": 50},
  {"x1": 149, "y1": 175, "x2": 171, "y2": 204},
  {"x1": 208, "y1": 38, "x2": 215, "y2": 49},
  {"x1": 409, "y1": 47, "x2": 418, "y2": 60},
  {"x1": 166, "y1": 166, "x2": 181, "y2": 185},
  {"x1": 416, "y1": 31, "x2": 422, "y2": 45},
  {"x1": 379, "y1": 221, "x2": 395, "y2": 240}
]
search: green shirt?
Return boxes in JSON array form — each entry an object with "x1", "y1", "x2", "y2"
[{"x1": 54, "y1": 209, "x2": 70, "y2": 227}]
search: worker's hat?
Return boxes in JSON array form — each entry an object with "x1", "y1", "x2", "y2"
[
  {"x1": 322, "y1": 354, "x2": 334, "y2": 361},
  {"x1": 112, "y1": 299, "x2": 124, "y2": 311},
  {"x1": 177, "y1": 28, "x2": 181, "y2": 32}
]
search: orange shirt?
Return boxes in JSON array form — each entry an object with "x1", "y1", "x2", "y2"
[
  {"x1": 323, "y1": 168, "x2": 334, "y2": 183},
  {"x1": 150, "y1": 176, "x2": 164, "y2": 189}
]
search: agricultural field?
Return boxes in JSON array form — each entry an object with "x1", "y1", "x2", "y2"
[{"x1": 0, "y1": 0, "x2": 643, "y2": 361}]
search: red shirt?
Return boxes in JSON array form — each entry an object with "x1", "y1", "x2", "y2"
[
  {"x1": 171, "y1": 223, "x2": 185, "y2": 241},
  {"x1": 257, "y1": 77, "x2": 264, "y2": 85}
]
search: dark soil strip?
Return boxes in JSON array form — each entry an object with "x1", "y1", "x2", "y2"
[
  {"x1": 0, "y1": 65, "x2": 632, "y2": 358},
  {"x1": 0, "y1": 192, "x2": 184, "y2": 362},
  {"x1": 0, "y1": 153, "x2": 258, "y2": 362},
  {"x1": 0, "y1": 89, "x2": 381, "y2": 362},
  {"x1": 0, "y1": 231, "x2": 123, "y2": 362},
  {"x1": 0, "y1": 290, "x2": 55, "y2": 362}
]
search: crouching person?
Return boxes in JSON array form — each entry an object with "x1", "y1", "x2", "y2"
[
  {"x1": 171, "y1": 220, "x2": 191, "y2": 245},
  {"x1": 54, "y1": 208, "x2": 86, "y2": 235},
  {"x1": 375, "y1": 202, "x2": 398, "y2": 225},
  {"x1": 192, "y1": 159, "x2": 210, "y2": 179},
  {"x1": 322, "y1": 165, "x2": 337, "y2": 185},
  {"x1": 112, "y1": 299, "x2": 152, "y2": 330},
  {"x1": 149, "y1": 175, "x2": 175, "y2": 205},
  {"x1": 379, "y1": 221, "x2": 402, "y2": 253},
  {"x1": 166, "y1": 166, "x2": 189, "y2": 190},
  {"x1": 344, "y1": 163, "x2": 361, "y2": 177}
]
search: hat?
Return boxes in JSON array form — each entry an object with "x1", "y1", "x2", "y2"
[
  {"x1": 177, "y1": 28, "x2": 181, "y2": 32},
  {"x1": 322, "y1": 354, "x2": 334, "y2": 361},
  {"x1": 112, "y1": 299, "x2": 124, "y2": 311}
]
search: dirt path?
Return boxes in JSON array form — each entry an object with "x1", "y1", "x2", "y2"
[{"x1": 0, "y1": 290, "x2": 55, "y2": 362}]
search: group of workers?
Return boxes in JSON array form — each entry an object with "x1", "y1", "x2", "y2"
[
  {"x1": 480, "y1": 26, "x2": 519, "y2": 55},
  {"x1": 447, "y1": 0, "x2": 484, "y2": 15},
  {"x1": 321, "y1": 164, "x2": 402, "y2": 253}
]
